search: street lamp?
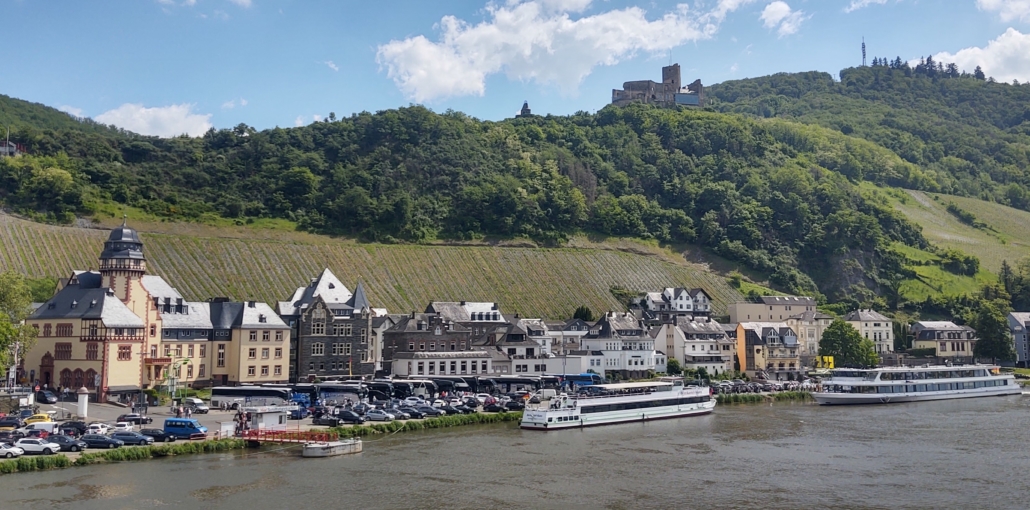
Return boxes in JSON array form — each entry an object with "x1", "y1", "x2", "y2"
[{"x1": 168, "y1": 358, "x2": 192, "y2": 408}]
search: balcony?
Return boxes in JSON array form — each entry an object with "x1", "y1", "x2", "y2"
[
  {"x1": 766, "y1": 350, "x2": 798, "y2": 359},
  {"x1": 144, "y1": 357, "x2": 173, "y2": 365}
]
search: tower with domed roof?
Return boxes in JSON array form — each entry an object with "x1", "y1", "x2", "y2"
[{"x1": 99, "y1": 218, "x2": 147, "y2": 301}]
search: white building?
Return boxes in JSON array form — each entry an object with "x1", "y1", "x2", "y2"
[
  {"x1": 844, "y1": 309, "x2": 894, "y2": 354},
  {"x1": 786, "y1": 310, "x2": 835, "y2": 357},
  {"x1": 581, "y1": 312, "x2": 657, "y2": 379},
  {"x1": 653, "y1": 317, "x2": 733, "y2": 376},
  {"x1": 392, "y1": 351, "x2": 495, "y2": 377},
  {"x1": 642, "y1": 287, "x2": 714, "y2": 319},
  {"x1": 544, "y1": 318, "x2": 591, "y2": 353},
  {"x1": 1007, "y1": 312, "x2": 1030, "y2": 367}
]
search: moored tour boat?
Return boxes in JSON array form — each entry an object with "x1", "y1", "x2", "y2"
[
  {"x1": 813, "y1": 364, "x2": 1020, "y2": 405},
  {"x1": 520, "y1": 379, "x2": 715, "y2": 430},
  {"x1": 301, "y1": 438, "x2": 363, "y2": 458}
]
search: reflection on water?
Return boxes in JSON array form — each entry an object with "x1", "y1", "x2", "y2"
[{"x1": 3, "y1": 397, "x2": 1030, "y2": 510}]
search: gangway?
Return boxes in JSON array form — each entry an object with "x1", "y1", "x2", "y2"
[{"x1": 240, "y1": 429, "x2": 339, "y2": 446}]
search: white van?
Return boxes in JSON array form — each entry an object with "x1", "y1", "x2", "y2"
[
  {"x1": 17, "y1": 422, "x2": 59, "y2": 435},
  {"x1": 535, "y1": 389, "x2": 557, "y2": 401}
]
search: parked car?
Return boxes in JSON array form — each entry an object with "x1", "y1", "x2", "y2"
[
  {"x1": 0, "y1": 442, "x2": 25, "y2": 458},
  {"x1": 0, "y1": 431, "x2": 25, "y2": 443},
  {"x1": 62, "y1": 421, "x2": 88, "y2": 436},
  {"x1": 483, "y1": 403, "x2": 507, "y2": 413},
  {"x1": 48, "y1": 435, "x2": 88, "y2": 452},
  {"x1": 17, "y1": 409, "x2": 35, "y2": 420},
  {"x1": 117, "y1": 413, "x2": 153, "y2": 425},
  {"x1": 388, "y1": 408, "x2": 411, "y2": 420},
  {"x1": 81, "y1": 434, "x2": 124, "y2": 449},
  {"x1": 504, "y1": 401, "x2": 526, "y2": 411},
  {"x1": 289, "y1": 408, "x2": 311, "y2": 420},
  {"x1": 110, "y1": 431, "x2": 155, "y2": 446},
  {"x1": 403, "y1": 396, "x2": 426, "y2": 406},
  {"x1": 417, "y1": 406, "x2": 445, "y2": 417},
  {"x1": 311, "y1": 416, "x2": 341, "y2": 427},
  {"x1": 462, "y1": 398, "x2": 481, "y2": 409},
  {"x1": 474, "y1": 393, "x2": 492, "y2": 405},
  {"x1": 87, "y1": 423, "x2": 110, "y2": 435},
  {"x1": 35, "y1": 390, "x2": 58, "y2": 404},
  {"x1": 23, "y1": 414, "x2": 53, "y2": 425},
  {"x1": 439, "y1": 405, "x2": 464, "y2": 415},
  {"x1": 454, "y1": 404, "x2": 476, "y2": 414},
  {"x1": 365, "y1": 409, "x2": 394, "y2": 422},
  {"x1": 140, "y1": 428, "x2": 177, "y2": 443},
  {"x1": 14, "y1": 438, "x2": 61, "y2": 455},
  {"x1": 398, "y1": 407, "x2": 425, "y2": 419},
  {"x1": 0, "y1": 418, "x2": 23, "y2": 431},
  {"x1": 111, "y1": 422, "x2": 134, "y2": 432},
  {"x1": 351, "y1": 403, "x2": 371, "y2": 416},
  {"x1": 336, "y1": 410, "x2": 366, "y2": 424},
  {"x1": 181, "y1": 397, "x2": 210, "y2": 414}
]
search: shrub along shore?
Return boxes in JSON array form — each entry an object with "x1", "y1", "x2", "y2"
[
  {"x1": 0, "y1": 412, "x2": 526, "y2": 476},
  {"x1": 716, "y1": 392, "x2": 813, "y2": 404}
]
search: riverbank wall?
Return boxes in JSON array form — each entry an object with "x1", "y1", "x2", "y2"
[
  {"x1": 0, "y1": 439, "x2": 247, "y2": 475},
  {"x1": 331, "y1": 411, "x2": 523, "y2": 438}
]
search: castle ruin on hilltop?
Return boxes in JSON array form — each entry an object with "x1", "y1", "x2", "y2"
[{"x1": 611, "y1": 64, "x2": 704, "y2": 108}]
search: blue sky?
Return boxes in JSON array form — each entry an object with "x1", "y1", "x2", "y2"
[{"x1": 2, "y1": 0, "x2": 1029, "y2": 136}]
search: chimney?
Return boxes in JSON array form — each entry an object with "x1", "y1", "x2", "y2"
[{"x1": 248, "y1": 301, "x2": 256, "y2": 308}]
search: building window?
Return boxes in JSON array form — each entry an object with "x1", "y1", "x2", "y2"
[
  {"x1": 275, "y1": 347, "x2": 282, "y2": 358},
  {"x1": 165, "y1": 345, "x2": 172, "y2": 356},
  {"x1": 249, "y1": 331, "x2": 257, "y2": 341},
  {"x1": 312, "y1": 343, "x2": 324, "y2": 356},
  {"x1": 55, "y1": 343, "x2": 72, "y2": 360},
  {"x1": 187, "y1": 364, "x2": 193, "y2": 378},
  {"x1": 344, "y1": 324, "x2": 352, "y2": 336},
  {"x1": 188, "y1": 344, "x2": 194, "y2": 357},
  {"x1": 217, "y1": 344, "x2": 226, "y2": 367},
  {"x1": 60, "y1": 369, "x2": 71, "y2": 388},
  {"x1": 118, "y1": 345, "x2": 132, "y2": 361},
  {"x1": 450, "y1": 361, "x2": 457, "y2": 374},
  {"x1": 87, "y1": 343, "x2": 99, "y2": 360},
  {"x1": 248, "y1": 348, "x2": 257, "y2": 359},
  {"x1": 360, "y1": 329, "x2": 367, "y2": 343},
  {"x1": 85, "y1": 369, "x2": 97, "y2": 389},
  {"x1": 275, "y1": 331, "x2": 283, "y2": 341},
  {"x1": 319, "y1": 362, "x2": 324, "y2": 371},
  {"x1": 429, "y1": 343, "x2": 436, "y2": 351},
  {"x1": 343, "y1": 343, "x2": 352, "y2": 356},
  {"x1": 247, "y1": 366, "x2": 255, "y2": 377},
  {"x1": 198, "y1": 364, "x2": 206, "y2": 377},
  {"x1": 419, "y1": 343, "x2": 425, "y2": 351},
  {"x1": 471, "y1": 362, "x2": 477, "y2": 374},
  {"x1": 200, "y1": 345, "x2": 206, "y2": 357},
  {"x1": 274, "y1": 365, "x2": 282, "y2": 376},
  {"x1": 312, "y1": 321, "x2": 325, "y2": 335},
  {"x1": 56, "y1": 324, "x2": 73, "y2": 336},
  {"x1": 481, "y1": 361, "x2": 488, "y2": 373},
  {"x1": 43, "y1": 324, "x2": 52, "y2": 337},
  {"x1": 262, "y1": 331, "x2": 270, "y2": 341},
  {"x1": 175, "y1": 345, "x2": 182, "y2": 357},
  {"x1": 261, "y1": 366, "x2": 269, "y2": 376},
  {"x1": 408, "y1": 342, "x2": 415, "y2": 351},
  {"x1": 262, "y1": 348, "x2": 269, "y2": 359},
  {"x1": 417, "y1": 362, "x2": 424, "y2": 375}
]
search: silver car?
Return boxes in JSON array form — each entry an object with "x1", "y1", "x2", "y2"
[
  {"x1": 14, "y1": 438, "x2": 61, "y2": 455},
  {"x1": 365, "y1": 409, "x2": 395, "y2": 422}
]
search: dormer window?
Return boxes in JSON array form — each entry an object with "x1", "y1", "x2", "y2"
[
  {"x1": 47, "y1": 303, "x2": 55, "y2": 310},
  {"x1": 259, "y1": 314, "x2": 267, "y2": 323},
  {"x1": 70, "y1": 300, "x2": 77, "y2": 309}
]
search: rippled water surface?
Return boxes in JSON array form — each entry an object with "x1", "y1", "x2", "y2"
[{"x1": 3, "y1": 396, "x2": 1029, "y2": 509}]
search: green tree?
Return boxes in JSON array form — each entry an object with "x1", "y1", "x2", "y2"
[
  {"x1": 572, "y1": 305, "x2": 595, "y2": 322},
  {"x1": 971, "y1": 301, "x2": 1016, "y2": 362},
  {"x1": 973, "y1": 65, "x2": 986, "y2": 81},
  {"x1": 666, "y1": 357, "x2": 682, "y2": 375},
  {"x1": 819, "y1": 319, "x2": 878, "y2": 367},
  {"x1": 0, "y1": 271, "x2": 39, "y2": 373}
]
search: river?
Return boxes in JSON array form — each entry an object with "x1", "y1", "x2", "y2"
[{"x1": 3, "y1": 396, "x2": 1029, "y2": 509}]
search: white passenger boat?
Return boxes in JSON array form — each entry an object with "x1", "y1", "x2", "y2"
[
  {"x1": 301, "y1": 438, "x2": 363, "y2": 458},
  {"x1": 813, "y1": 365, "x2": 1020, "y2": 405},
  {"x1": 519, "y1": 379, "x2": 715, "y2": 430}
]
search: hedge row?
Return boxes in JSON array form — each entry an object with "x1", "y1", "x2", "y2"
[
  {"x1": 330, "y1": 411, "x2": 523, "y2": 438},
  {"x1": 0, "y1": 439, "x2": 247, "y2": 476},
  {"x1": 716, "y1": 391, "x2": 813, "y2": 404}
]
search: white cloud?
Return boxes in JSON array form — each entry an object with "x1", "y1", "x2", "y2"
[
  {"x1": 376, "y1": 0, "x2": 755, "y2": 102},
  {"x1": 760, "y1": 1, "x2": 806, "y2": 37},
  {"x1": 221, "y1": 97, "x2": 247, "y2": 109},
  {"x1": 925, "y1": 28, "x2": 1030, "y2": 83},
  {"x1": 977, "y1": 0, "x2": 1030, "y2": 21},
  {"x1": 324, "y1": 60, "x2": 339, "y2": 72},
  {"x1": 95, "y1": 103, "x2": 213, "y2": 137},
  {"x1": 294, "y1": 116, "x2": 304, "y2": 127},
  {"x1": 227, "y1": 0, "x2": 252, "y2": 7},
  {"x1": 845, "y1": 0, "x2": 889, "y2": 13},
  {"x1": 313, "y1": 114, "x2": 323, "y2": 122},
  {"x1": 730, "y1": 63, "x2": 739, "y2": 73},
  {"x1": 239, "y1": 98, "x2": 248, "y2": 106},
  {"x1": 58, "y1": 105, "x2": 84, "y2": 117}
]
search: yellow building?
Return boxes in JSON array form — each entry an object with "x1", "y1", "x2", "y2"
[
  {"x1": 24, "y1": 222, "x2": 289, "y2": 401},
  {"x1": 735, "y1": 322, "x2": 801, "y2": 380},
  {"x1": 911, "y1": 321, "x2": 977, "y2": 359}
]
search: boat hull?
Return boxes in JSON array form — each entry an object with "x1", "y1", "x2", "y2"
[
  {"x1": 813, "y1": 386, "x2": 1022, "y2": 405},
  {"x1": 520, "y1": 400, "x2": 715, "y2": 430},
  {"x1": 301, "y1": 439, "x2": 363, "y2": 457}
]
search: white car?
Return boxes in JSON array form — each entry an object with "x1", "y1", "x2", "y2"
[
  {"x1": 0, "y1": 443, "x2": 25, "y2": 458},
  {"x1": 87, "y1": 423, "x2": 110, "y2": 435},
  {"x1": 431, "y1": 399, "x2": 447, "y2": 407},
  {"x1": 403, "y1": 396, "x2": 425, "y2": 406},
  {"x1": 111, "y1": 422, "x2": 133, "y2": 432},
  {"x1": 474, "y1": 394, "x2": 492, "y2": 405},
  {"x1": 14, "y1": 438, "x2": 61, "y2": 455},
  {"x1": 365, "y1": 409, "x2": 395, "y2": 422}
]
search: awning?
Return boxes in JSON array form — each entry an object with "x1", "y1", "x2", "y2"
[{"x1": 107, "y1": 385, "x2": 141, "y2": 393}]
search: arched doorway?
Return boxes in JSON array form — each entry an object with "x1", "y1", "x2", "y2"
[{"x1": 40, "y1": 352, "x2": 54, "y2": 387}]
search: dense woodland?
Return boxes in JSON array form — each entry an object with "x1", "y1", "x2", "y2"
[{"x1": 1, "y1": 64, "x2": 1028, "y2": 305}]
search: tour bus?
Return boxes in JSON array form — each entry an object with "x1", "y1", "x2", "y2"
[
  {"x1": 315, "y1": 383, "x2": 368, "y2": 405},
  {"x1": 556, "y1": 373, "x2": 605, "y2": 388},
  {"x1": 210, "y1": 386, "x2": 292, "y2": 410}
]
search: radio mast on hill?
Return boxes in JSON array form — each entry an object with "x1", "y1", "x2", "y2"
[{"x1": 862, "y1": 37, "x2": 867, "y2": 66}]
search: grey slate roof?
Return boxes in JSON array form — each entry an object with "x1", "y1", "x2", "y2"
[
  {"x1": 788, "y1": 310, "x2": 834, "y2": 322},
  {"x1": 159, "y1": 302, "x2": 212, "y2": 329},
  {"x1": 759, "y1": 296, "x2": 816, "y2": 306},
  {"x1": 140, "y1": 275, "x2": 183, "y2": 302},
  {"x1": 29, "y1": 285, "x2": 144, "y2": 329},
  {"x1": 278, "y1": 268, "x2": 353, "y2": 316},
  {"x1": 843, "y1": 309, "x2": 890, "y2": 322},
  {"x1": 676, "y1": 316, "x2": 725, "y2": 335}
]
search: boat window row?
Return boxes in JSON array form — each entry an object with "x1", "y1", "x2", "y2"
[
  {"x1": 878, "y1": 369, "x2": 988, "y2": 381},
  {"x1": 828, "y1": 379, "x2": 1009, "y2": 394},
  {"x1": 580, "y1": 396, "x2": 710, "y2": 414}
]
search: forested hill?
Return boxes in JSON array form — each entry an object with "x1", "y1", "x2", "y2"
[
  {"x1": 707, "y1": 63, "x2": 1030, "y2": 208},
  {"x1": 0, "y1": 94, "x2": 125, "y2": 136}
]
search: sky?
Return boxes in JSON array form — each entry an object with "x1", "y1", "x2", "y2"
[{"x1": 2, "y1": 0, "x2": 1029, "y2": 137}]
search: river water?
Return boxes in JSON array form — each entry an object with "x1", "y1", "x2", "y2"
[{"x1": 3, "y1": 396, "x2": 1029, "y2": 510}]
